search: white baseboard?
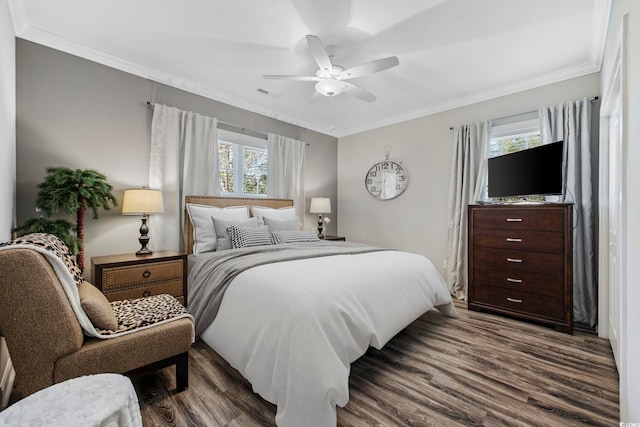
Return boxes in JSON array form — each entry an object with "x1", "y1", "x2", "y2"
[{"x1": 0, "y1": 356, "x2": 15, "y2": 410}]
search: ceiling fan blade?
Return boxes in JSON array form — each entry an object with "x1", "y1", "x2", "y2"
[
  {"x1": 343, "y1": 81, "x2": 377, "y2": 103},
  {"x1": 306, "y1": 35, "x2": 333, "y2": 73},
  {"x1": 263, "y1": 74, "x2": 321, "y2": 81},
  {"x1": 338, "y1": 56, "x2": 399, "y2": 80}
]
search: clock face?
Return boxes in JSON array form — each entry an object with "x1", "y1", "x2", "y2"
[{"x1": 365, "y1": 161, "x2": 408, "y2": 200}]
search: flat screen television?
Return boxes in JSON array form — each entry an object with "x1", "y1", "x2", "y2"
[{"x1": 487, "y1": 140, "x2": 564, "y2": 198}]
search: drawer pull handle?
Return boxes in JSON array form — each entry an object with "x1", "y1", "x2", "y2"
[
  {"x1": 506, "y1": 218, "x2": 522, "y2": 222},
  {"x1": 506, "y1": 258, "x2": 523, "y2": 263},
  {"x1": 506, "y1": 238, "x2": 522, "y2": 242},
  {"x1": 142, "y1": 270, "x2": 151, "y2": 279},
  {"x1": 143, "y1": 290, "x2": 151, "y2": 297},
  {"x1": 507, "y1": 297, "x2": 523, "y2": 303},
  {"x1": 507, "y1": 277, "x2": 523, "y2": 283}
]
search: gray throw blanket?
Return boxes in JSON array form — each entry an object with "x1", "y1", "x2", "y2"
[{"x1": 187, "y1": 242, "x2": 387, "y2": 334}]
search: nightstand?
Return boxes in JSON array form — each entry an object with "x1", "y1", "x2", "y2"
[
  {"x1": 322, "y1": 235, "x2": 346, "y2": 241},
  {"x1": 91, "y1": 250, "x2": 187, "y2": 306}
]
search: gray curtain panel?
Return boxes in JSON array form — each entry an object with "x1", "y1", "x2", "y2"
[
  {"x1": 445, "y1": 121, "x2": 489, "y2": 299},
  {"x1": 540, "y1": 98, "x2": 596, "y2": 326}
]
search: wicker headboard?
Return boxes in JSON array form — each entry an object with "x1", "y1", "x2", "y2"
[{"x1": 184, "y1": 196, "x2": 294, "y2": 254}]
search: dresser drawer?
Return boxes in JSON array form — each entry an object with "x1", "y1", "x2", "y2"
[
  {"x1": 102, "y1": 279, "x2": 184, "y2": 302},
  {"x1": 100, "y1": 260, "x2": 183, "y2": 291},
  {"x1": 473, "y1": 229, "x2": 564, "y2": 253},
  {"x1": 473, "y1": 285, "x2": 564, "y2": 320},
  {"x1": 472, "y1": 208, "x2": 565, "y2": 231},
  {"x1": 473, "y1": 267, "x2": 564, "y2": 298},
  {"x1": 473, "y1": 247, "x2": 564, "y2": 275}
]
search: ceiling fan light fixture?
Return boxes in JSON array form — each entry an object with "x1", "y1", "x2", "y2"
[{"x1": 315, "y1": 78, "x2": 346, "y2": 97}]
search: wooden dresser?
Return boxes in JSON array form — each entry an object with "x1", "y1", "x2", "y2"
[
  {"x1": 91, "y1": 250, "x2": 187, "y2": 306},
  {"x1": 468, "y1": 204, "x2": 573, "y2": 333}
]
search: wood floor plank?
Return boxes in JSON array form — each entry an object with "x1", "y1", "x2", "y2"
[{"x1": 124, "y1": 305, "x2": 619, "y2": 426}]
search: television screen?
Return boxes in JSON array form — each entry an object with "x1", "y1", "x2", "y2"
[{"x1": 487, "y1": 141, "x2": 564, "y2": 198}]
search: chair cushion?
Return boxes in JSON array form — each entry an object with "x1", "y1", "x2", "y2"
[
  {"x1": 78, "y1": 281, "x2": 118, "y2": 331},
  {"x1": 54, "y1": 318, "x2": 194, "y2": 382}
]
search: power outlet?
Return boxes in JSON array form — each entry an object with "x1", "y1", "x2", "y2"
[{"x1": 443, "y1": 259, "x2": 448, "y2": 270}]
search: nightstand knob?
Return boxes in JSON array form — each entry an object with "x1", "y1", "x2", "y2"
[
  {"x1": 142, "y1": 270, "x2": 151, "y2": 279},
  {"x1": 143, "y1": 290, "x2": 151, "y2": 297}
]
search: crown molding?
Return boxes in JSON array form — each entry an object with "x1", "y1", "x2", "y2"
[
  {"x1": 335, "y1": 61, "x2": 600, "y2": 137},
  {"x1": 14, "y1": 8, "x2": 608, "y2": 139},
  {"x1": 7, "y1": 0, "x2": 28, "y2": 35}
]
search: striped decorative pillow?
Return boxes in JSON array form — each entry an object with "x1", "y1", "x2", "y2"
[
  {"x1": 227, "y1": 225, "x2": 272, "y2": 249},
  {"x1": 271, "y1": 231, "x2": 320, "y2": 245}
]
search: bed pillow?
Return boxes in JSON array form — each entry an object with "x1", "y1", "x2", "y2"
[
  {"x1": 263, "y1": 216, "x2": 301, "y2": 232},
  {"x1": 271, "y1": 230, "x2": 320, "y2": 245},
  {"x1": 228, "y1": 226, "x2": 272, "y2": 249},
  {"x1": 250, "y1": 205, "x2": 297, "y2": 221},
  {"x1": 212, "y1": 217, "x2": 258, "y2": 251},
  {"x1": 78, "y1": 281, "x2": 118, "y2": 331},
  {"x1": 186, "y1": 204, "x2": 249, "y2": 253}
]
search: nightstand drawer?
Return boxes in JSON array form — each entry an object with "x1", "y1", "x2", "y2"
[
  {"x1": 100, "y1": 260, "x2": 183, "y2": 291},
  {"x1": 102, "y1": 279, "x2": 184, "y2": 302},
  {"x1": 91, "y1": 250, "x2": 188, "y2": 306}
]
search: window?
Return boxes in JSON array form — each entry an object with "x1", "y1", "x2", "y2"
[
  {"x1": 483, "y1": 111, "x2": 542, "y2": 201},
  {"x1": 489, "y1": 111, "x2": 541, "y2": 158},
  {"x1": 217, "y1": 129, "x2": 268, "y2": 197}
]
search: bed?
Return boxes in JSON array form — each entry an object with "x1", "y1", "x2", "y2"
[{"x1": 184, "y1": 196, "x2": 458, "y2": 427}]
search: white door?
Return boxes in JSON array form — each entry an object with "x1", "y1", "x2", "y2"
[{"x1": 607, "y1": 93, "x2": 622, "y2": 366}]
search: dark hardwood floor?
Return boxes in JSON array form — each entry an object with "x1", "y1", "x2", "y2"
[{"x1": 131, "y1": 302, "x2": 619, "y2": 426}]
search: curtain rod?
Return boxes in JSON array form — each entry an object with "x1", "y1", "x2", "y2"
[
  {"x1": 146, "y1": 101, "x2": 268, "y2": 140},
  {"x1": 448, "y1": 96, "x2": 599, "y2": 130}
]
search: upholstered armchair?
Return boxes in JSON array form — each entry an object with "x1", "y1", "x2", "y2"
[{"x1": 0, "y1": 239, "x2": 194, "y2": 399}]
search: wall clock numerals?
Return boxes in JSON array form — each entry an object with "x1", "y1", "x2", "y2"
[{"x1": 364, "y1": 161, "x2": 408, "y2": 200}]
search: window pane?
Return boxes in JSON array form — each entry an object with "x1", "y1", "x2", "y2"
[
  {"x1": 218, "y1": 142, "x2": 234, "y2": 193},
  {"x1": 489, "y1": 131, "x2": 541, "y2": 158},
  {"x1": 243, "y1": 147, "x2": 268, "y2": 195}
]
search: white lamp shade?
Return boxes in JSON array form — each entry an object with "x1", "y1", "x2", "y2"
[
  {"x1": 310, "y1": 197, "x2": 331, "y2": 214},
  {"x1": 122, "y1": 189, "x2": 164, "y2": 215}
]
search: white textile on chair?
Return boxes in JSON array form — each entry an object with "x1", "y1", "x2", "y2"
[{"x1": 0, "y1": 374, "x2": 142, "y2": 427}]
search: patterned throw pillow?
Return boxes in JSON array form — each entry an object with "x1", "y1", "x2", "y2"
[
  {"x1": 0, "y1": 233, "x2": 83, "y2": 286},
  {"x1": 271, "y1": 230, "x2": 320, "y2": 245},
  {"x1": 227, "y1": 225, "x2": 272, "y2": 249}
]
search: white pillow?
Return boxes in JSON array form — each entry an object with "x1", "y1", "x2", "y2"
[
  {"x1": 212, "y1": 217, "x2": 258, "y2": 251},
  {"x1": 263, "y1": 216, "x2": 300, "y2": 232},
  {"x1": 250, "y1": 205, "x2": 297, "y2": 220},
  {"x1": 186, "y1": 204, "x2": 249, "y2": 253}
]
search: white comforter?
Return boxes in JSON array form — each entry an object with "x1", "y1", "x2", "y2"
[{"x1": 197, "y1": 249, "x2": 457, "y2": 426}]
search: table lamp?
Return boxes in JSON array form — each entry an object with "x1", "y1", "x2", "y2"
[
  {"x1": 310, "y1": 197, "x2": 331, "y2": 238},
  {"x1": 122, "y1": 188, "x2": 164, "y2": 255}
]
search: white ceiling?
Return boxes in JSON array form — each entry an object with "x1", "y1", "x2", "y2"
[{"x1": 9, "y1": 0, "x2": 611, "y2": 137}]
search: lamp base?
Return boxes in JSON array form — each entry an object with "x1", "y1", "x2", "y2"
[
  {"x1": 317, "y1": 214, "x2": 324, "y2": 239},
  {"x1": 136, "y1": 216, "x2": 153, "y2": 256}
]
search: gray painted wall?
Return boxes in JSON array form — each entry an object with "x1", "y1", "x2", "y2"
[
  {"x1": 338, "y1": 73, "x2": 600, "y2": 279},
  {"x1": 16, "y1": 40, "x2": 338, "y2": 279},
  {"x1": 0, "y1": 0, "x2": 15, "y2": 409}
]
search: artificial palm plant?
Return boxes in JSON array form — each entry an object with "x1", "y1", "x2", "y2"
[{"x1": 19, "y1": 167, "x2": 117, "y2": 269}]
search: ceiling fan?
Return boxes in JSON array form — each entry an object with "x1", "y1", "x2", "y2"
[{"x1": 263, "y1": 35, "x2": 399, "y2": 103}]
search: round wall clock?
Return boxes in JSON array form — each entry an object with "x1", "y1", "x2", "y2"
[{"x1": 364, "y1": 160, "x2": 408, "y2": 200}]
